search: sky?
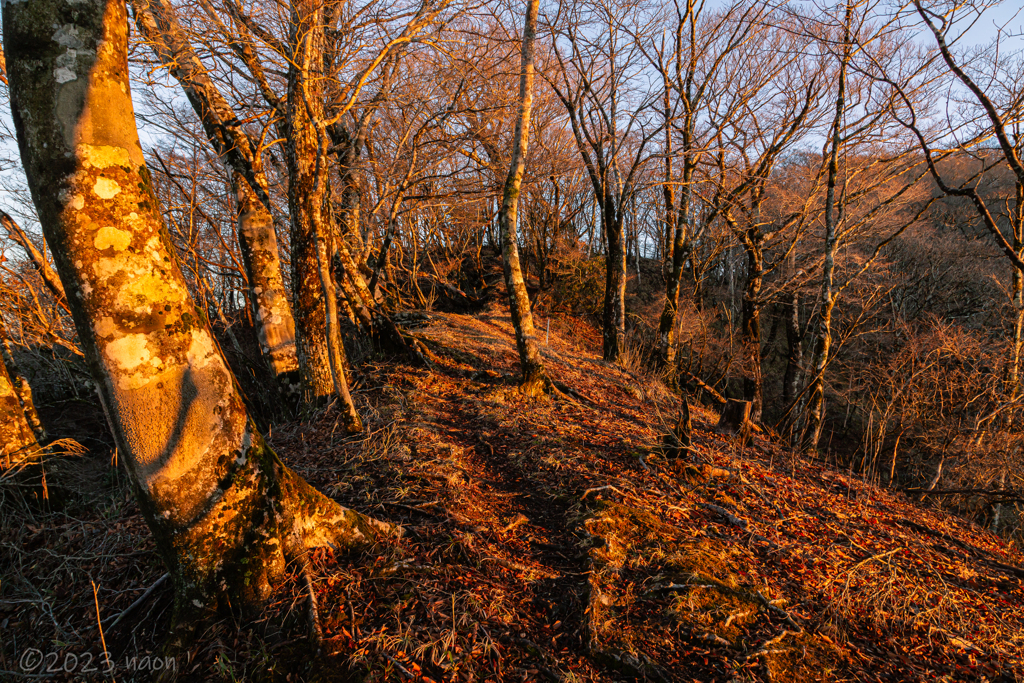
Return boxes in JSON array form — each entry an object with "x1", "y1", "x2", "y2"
[{"x1": 0, "y1": 0, "x2": 1023, "y2": 235}]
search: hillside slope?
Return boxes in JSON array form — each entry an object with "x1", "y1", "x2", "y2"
[{"x1": 3, "y1": 303, "x2": 1023, "y2": 682}]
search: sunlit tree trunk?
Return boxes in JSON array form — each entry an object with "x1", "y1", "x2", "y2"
[
  {"x1": 133, "y1": 0, "x2": 300, "y2": 386},
  {"x1": 5, "y1": 0, "x2": 386, "y2": 618},
  {"x1": 741, "y1": 237, "x2": 763, "y2": 423},
  {"x1": 782, "y1": 252, "x2": 803, "y2": 410},
  {"x1": 0, "y1": 361, "x2": 37, "y2": 467},
  {"x1": 1006, "y1": 182, "x2": 1024, "y2": 400},
  {"x1": 804, "y1": 4, "x2": 851, "y2": 452},
  {"x1": 232, "y1": 173, "x2": 300, "y2": 381},
  {"x1": 287, "y1": 0, "x2": 338, "y2": 402},
  {"x1": 0, "y1": 319, "x2": 40, "y2": 467},
  {"x1": 499, "y1": 0, "x2": 550, "y2": 396}
]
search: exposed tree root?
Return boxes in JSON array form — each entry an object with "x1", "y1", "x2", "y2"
[{"x1": 153, "y1": 438, "x2": 399, "y2": 678}]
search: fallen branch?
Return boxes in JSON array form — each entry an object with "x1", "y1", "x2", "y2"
[
  {"x1": 699, "y1": 503, "x2": 779, "y2": 549},
  {"x1": 681, "y1": 371, "x2": 727, "y2": 405},
  {"x1": 754, "y1": 590, "x2": 803, "y2": 632},
  {"x1": 901, "y1": 487, "x2": 1024, "y2": 503},
  {"x1": 103, "y1": 572, "x2": 170, "y2": 632}
]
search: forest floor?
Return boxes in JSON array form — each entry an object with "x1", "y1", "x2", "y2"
[{"x1": 2, "y1": 301, "x2": 1024, "y2": 682}]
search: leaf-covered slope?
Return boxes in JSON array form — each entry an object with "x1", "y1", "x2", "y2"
[
  {"x1": 278, "y1": 304, "x2": 1024, "y2": 682},
  {"x1": 3, "y1": 303, "x2": 1023, "y2": 682}
]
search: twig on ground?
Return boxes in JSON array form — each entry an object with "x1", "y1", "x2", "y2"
[
  {"x1": 103, "y1": 572, "x2": 170, "y2": 632},
  {"x1": 754, "y1": 590, "x2": 803, "y2": 632}
]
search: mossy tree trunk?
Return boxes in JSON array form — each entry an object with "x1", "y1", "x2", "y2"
[
  {"x1": 499, "y1": 0, "x2": 550, "y2": 397},
  {"x1": 4, "y1": 0, "x2": 387, "y2": 617},
  {"x1": 133, "y1": 0, "x2": 301, "y2": 392},
  {"x1": 286, "y1": 0, "x2": 343, "y2": 403}
]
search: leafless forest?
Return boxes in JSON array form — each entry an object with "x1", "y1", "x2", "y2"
[{"x1": 3, "y1": 0, "x2": 1024, "y2": 680}]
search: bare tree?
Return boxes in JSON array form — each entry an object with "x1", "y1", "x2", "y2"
[
  {"x1": 544, "y1": 0, "x2": 660, "y2": 361},
  {"x1": 4, "y1": 0, "x2": 390, "y2": 619},
  {"x1": 647, "y1": 0, "x2": 767, "y2": 367},
  {"x1": 894, "y1": 0, "x2": 1024, "y2": 395},
  {"x1": 499, "y1": 0, "x2": 552, "y2": 396},
  {"x1": 133, "y1": 0, "x2": 301, "y2": 392}
]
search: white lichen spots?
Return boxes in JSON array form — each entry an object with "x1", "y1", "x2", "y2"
[
  {"x1": 54, "y1": 65, "x2": 77, "y2": 84},
  {"x1": 121, "y1": 271, "x2": 184, "y2": 312},
  {"x1": 78, "y1": 145, "x2": 131, "y2": 170},
  {"x1": 52, "y1": 24, "x2": 84, "y2": 49},
  {"x1": 192, "y1": 599, "x2": 204, "y2": 608},
  {"x1": 53, "y1": 41, "x2": 84, "y2": 84},
  {"x1": 94, "y1": 226, "x2": 131, "y2": 251},
  {"x1": 93, "y1": 177, "x2": 121, "y2": 199},
  {"x1": 186, "y1": 330, "x2": 217, "y2": 370},
  {"x1": 94, "y1": 316, "x2": 117, "y2": 338},
  {"x1": 105, "y1": 333, "x2": 151, "y2": 371}
]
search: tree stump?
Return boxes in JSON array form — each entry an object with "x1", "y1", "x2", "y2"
[
  {"x1": 716, "y1": 399, "x2": 753, "y2": 447},
  {"x1": 663, "y1": 400, "x2": 692, "y2": 459}
]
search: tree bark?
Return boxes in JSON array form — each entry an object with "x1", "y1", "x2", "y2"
[
  {"x1": 498, "y1": 0, "x2": 550, "y2": 397},
  {"x1": 739, "y1": 233, "x2": 763, "y2": 423},
  {"x1": 287, "y1": 0, "x2": 338, "y2": 402},
  {"x1": 782, "y1": 250, "x2": 803, "y2": 411},
  {"x1": 5, "y1": 0, "x2": 387, "y2": 618}
]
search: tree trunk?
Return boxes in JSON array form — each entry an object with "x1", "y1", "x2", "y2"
[
  {"x1": 133, "y1": 0, "x2": 300, "y2": 388},
  {"x1": 233, "y1": 173, "x2": 300, "y2": 382},
  {"x1": 0, "y1": 319, "x2": 40, "y2": 467},
  {"x1": 315, "y1": 225, "x2": 363, "y2": 432},
  {"x1": 741, "y1": 239, "x2": 763, "y2": 423},
  {"x1": 5, "y1": 0, "x2": 388, "y2": 618},
  {"x1": 603, "y1": 205, "x2": 627, "y2": 361},
  {"x1": 716, "y1": 398, "x2": 753, "y2": 446},
  {"x1": 287, "y1": 0, "x2": 337, "y2": 402},
  {"x1": 658, "y1": 191, "x2": 692, "y2": 367},
  {"x1": 782, "y1": 249, "x2": 803, "y2": 415},
  {"x1": 804, "y1": 5, "x2": 850, "y2": 452},
  {"x1": 1006, "y1": 179, "x2": 1024, "y2": 400},
  {"x1": 663, "y1": 400, "x2": 692, "y2": 458},
  {"x1": 498, "y1": 0, "x2": 549, "y2": 397}
]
